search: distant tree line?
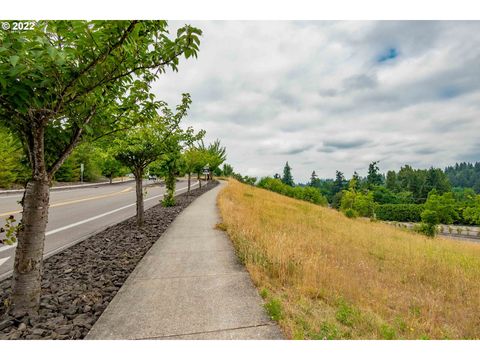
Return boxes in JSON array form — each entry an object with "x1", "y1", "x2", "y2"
[
  {"x1": 445, "y1": 162, "x2": 480, "y2": 192},
  {"x1": 227, "y1": 160, "x2": 480, "y2": 236},
  {"x1": 304, "y1": 161, "x2": 480, "y2": 235}
]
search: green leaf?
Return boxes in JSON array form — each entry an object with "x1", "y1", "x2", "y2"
[{"x1": 9, "y1": 55, "x2": 20, "y2": 67}]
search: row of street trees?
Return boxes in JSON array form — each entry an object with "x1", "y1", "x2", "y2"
[{"x1": 0, "y1": 21, "x2": 204, "y2": 315}]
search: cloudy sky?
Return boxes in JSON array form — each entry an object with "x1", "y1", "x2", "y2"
[{"x1": 153, "y1": 21, "x2": 480, "y2": 183}]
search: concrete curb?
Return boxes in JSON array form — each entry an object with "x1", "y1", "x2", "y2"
[{"x1": 0, "y1": 181, "x2": 199, "y2": 282}]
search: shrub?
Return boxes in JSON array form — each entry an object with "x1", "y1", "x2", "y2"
[
  {"x1": 354, "y1": 192, "x2": 375, "y2": 217},
  {"x1": 344, "y1": 208, "x2": 358, "y2": 218},
  {"x1": 340, "y1": 183, "x2": 375, "y2": 218},
  {"x1": 331, "y1": 191, "x2": 343, "y2": 209},
  {"x1": 423, "y1": 191, "x2": 459, "y2": 224},
  {"x1": 375, "y1": 204, "x2": 425, "y2": 222},
  {"x1": 462, "y1": 196, "x2": 480, "y2": 225},
  {"x1": 258, "y1": 177, "x2": 327, "y2": 206},
  {"x1": 231, "y1": 172, "x2": 257, "y2": 185},
  {"x1": 419, "y1": 209, "x2": 439, "y2": 237}
]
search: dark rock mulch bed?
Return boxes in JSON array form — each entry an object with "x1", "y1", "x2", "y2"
[{"x1": 0, "y1": 181, "x2": 218, "y2": 340}]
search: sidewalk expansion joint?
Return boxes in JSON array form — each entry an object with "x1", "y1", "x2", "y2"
[
  {"x1": 149, "y1": 249, "x2": 233, "y2": 255},
  {"x1": 138, "y1": 322, "x2": 275, "y2": 340},
  {"x1": 134, "y1": 271, "x2": 247, "y2": 281}
]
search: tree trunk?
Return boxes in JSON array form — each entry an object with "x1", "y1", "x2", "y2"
[
  {"x1": 187, "y1": 172, "x2": 191, "y2": 195},
  {"x1": 10, "y1": 179, "x2": 50, "y2": 315},
  {"x1": 197, "y1": 172, "x2": 202, "y2": 188},
  {"x1": 135, "y1": 170, "x2": 144, "y2": 227},
  {"x1": 109, "y1": 176, "x2": 113, "y2": 184},
  {"x1": 11, "y1": 117, "x2": 51, "y2": 315},
  {"x1": 162, "y1": 171, "x2": 176, "y2": 207}
]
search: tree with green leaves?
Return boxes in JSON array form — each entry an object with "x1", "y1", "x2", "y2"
[
  {"x1": 198, "y1": 139, "x2": 227, "y2": 180},
  {"x1": 463, "y1": 195, "x2": 480, "y2": 225},
  {"x1": 310, "y1": 171, "x2": 319, "y2": 186},
  {"x1": 352, "y1": 171, "x2": 361, "y2": 186},
  {"x1": 423, "y1": 167, "x2": 452, "y2": 196},
  {"x1": 422, "y1": 191, "x2": 459, "y2": 225},
  {"x1": 0, "y1": 20, "x2": 202, "y2": 315},
  {"x1": 114, "y1": 124, "x2": 170, "y2": 227},
  {"x1": 367, "y1": 161, "x2": 383, "y2": 188},
  {"x1": 183, "y1": 147, "x2": 208, "y2": 192},
  {"x1": 114, "y1": 94, "x2": 194, "y2": 223},
  {"x1": 282, "y1": 162, "x2": 294, "y2": 186},
  {"x1": 221, "y1": 163, "x2": 234, "y2": 177},
  {"x1": 155, "y1": 102, "x2": 204, "y2": 206},
  {"x1": 340, "y1": 178, "x2": 375, "y2": 218},
  {"x1": 420, "y1": 210, "x2": 439, "y2": 237},
  {"x1": 0, "y1": 126, "x2": 28, "y2": 188},
  {"x1": 333, "y1": 170, "x2": 346, "y2": 194},
  {"x1": 100, "y1": 154, "x2": 128, "y2": 184},
  {"x1": 157, "y1": 146, "x2": 185, "y2": 207},
  {"x1": 385, "y1": 170, "x2": 398, "y2": 192}
]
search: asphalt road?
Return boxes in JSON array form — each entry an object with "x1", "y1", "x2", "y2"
[{"x1": 0, "y1": 179, "x2": 198, "y2": 280}]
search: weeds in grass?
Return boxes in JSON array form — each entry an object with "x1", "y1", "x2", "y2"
[
  {"x1": 264, "y1": 298, "x2": 283, "y2": 321},
  {"x1": 260, "y1": 288, "x2": 269, "y2": 299},
  {"x1": 215, "y1": 222, "x2": 227, "y2": 231},
  {"x1": 335, "y1": 299, "x2": 360, "y2": 327},
  {"x1": 380, "y1": 324, "x2": 397, "y2": 340}
]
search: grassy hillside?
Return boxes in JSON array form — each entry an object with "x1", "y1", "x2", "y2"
[{"x1": 217, "y1": 180, "x2": 480, "y2": 339}]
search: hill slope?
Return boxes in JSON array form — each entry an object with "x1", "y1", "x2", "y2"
[{"x1": 217, "y1": 180, "x2": 480, "y2": 339}]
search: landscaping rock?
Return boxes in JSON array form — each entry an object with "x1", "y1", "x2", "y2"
[
  {"x1": 0, "y1": 319, "x2": 13, "y2": 331},
  {"x1": 56, "y1": 324, "x2": 73, "y2": 335},
  {"x1": 0, "y1": 181, "x2": 218, "y2": 340}
]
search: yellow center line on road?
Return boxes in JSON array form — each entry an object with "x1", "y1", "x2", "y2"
[{"x1": 0, "y1": 186, "x2": 133, "y2": 218}]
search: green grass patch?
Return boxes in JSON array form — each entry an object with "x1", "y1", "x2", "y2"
[
  {"x1": 259, "y1": 288, "x2": 269, "y2": 300},
  {"x1": 335, "y1": 299, "x2": 360, "y2": 327},
  {"x1": 379, "y1": 324, "x2": 397, "y2": 339},
  {"x1": 264, "y1": 298, "x2": 283, "y2": 321}
]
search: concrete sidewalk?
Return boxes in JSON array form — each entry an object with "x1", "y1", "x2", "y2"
[{"x1": 86, "y1": 183, "x2": 283, "y2": 340}]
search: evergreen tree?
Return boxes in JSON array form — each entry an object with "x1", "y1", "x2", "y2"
[
  {"x1": 367, "y1": 161, "x2": 383, "y2": 188},
  {"x1": 333, "y1": 170, "x2": 346, "y2": 194},
  {"x1": 310, "y1": 171, "x2": 319, "y2": 186},
  {"x1": 385, "y1": 170, "x2": 398, "y2": 191},
  {"x1": 352, "y1": 171, "x2": 360, "y2": 183},
  {"x1": 423, "y1": 167, "x2": 451, "y2": 196},
  {"x1": 445, "y1": 162, "x2": 480, "y2": 191},
  {"x1": 222, "y1": 163, "x2": 234, "y2": 176},
  {"x1": 282, "y1": 162, "x2": 294, "y2": 186}
]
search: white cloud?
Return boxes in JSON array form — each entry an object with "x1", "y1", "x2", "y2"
[{"x1": 153, "y1": 21, "x2": 480, "y2": 182}]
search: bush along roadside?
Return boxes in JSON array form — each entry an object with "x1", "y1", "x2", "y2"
[
  {"x1": 375, "y1": 204, "x2": 425, "y2": 222},
  {"x1": 0, "y1": 181, "x2": 219, "y2": 340}
]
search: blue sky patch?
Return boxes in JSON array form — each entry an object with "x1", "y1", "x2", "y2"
[
  {"x1": 439, "y1": 86, "x2": 460, "y2": 99},
  {"x1": 377, "y1": 48, "x2": 399, "y2": 62}
]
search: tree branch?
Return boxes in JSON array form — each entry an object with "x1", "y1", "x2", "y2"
[
  {"x1": 54, "y1": 21, "x2": 139, "y2": 113},
  {"x1": 47, "y1": 107, "x2": 97, "y2": 178}
]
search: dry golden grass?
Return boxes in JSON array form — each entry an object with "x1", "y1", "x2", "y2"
[{"x1": 217, "y1": 180, "x2": 480, "y2": 339}]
